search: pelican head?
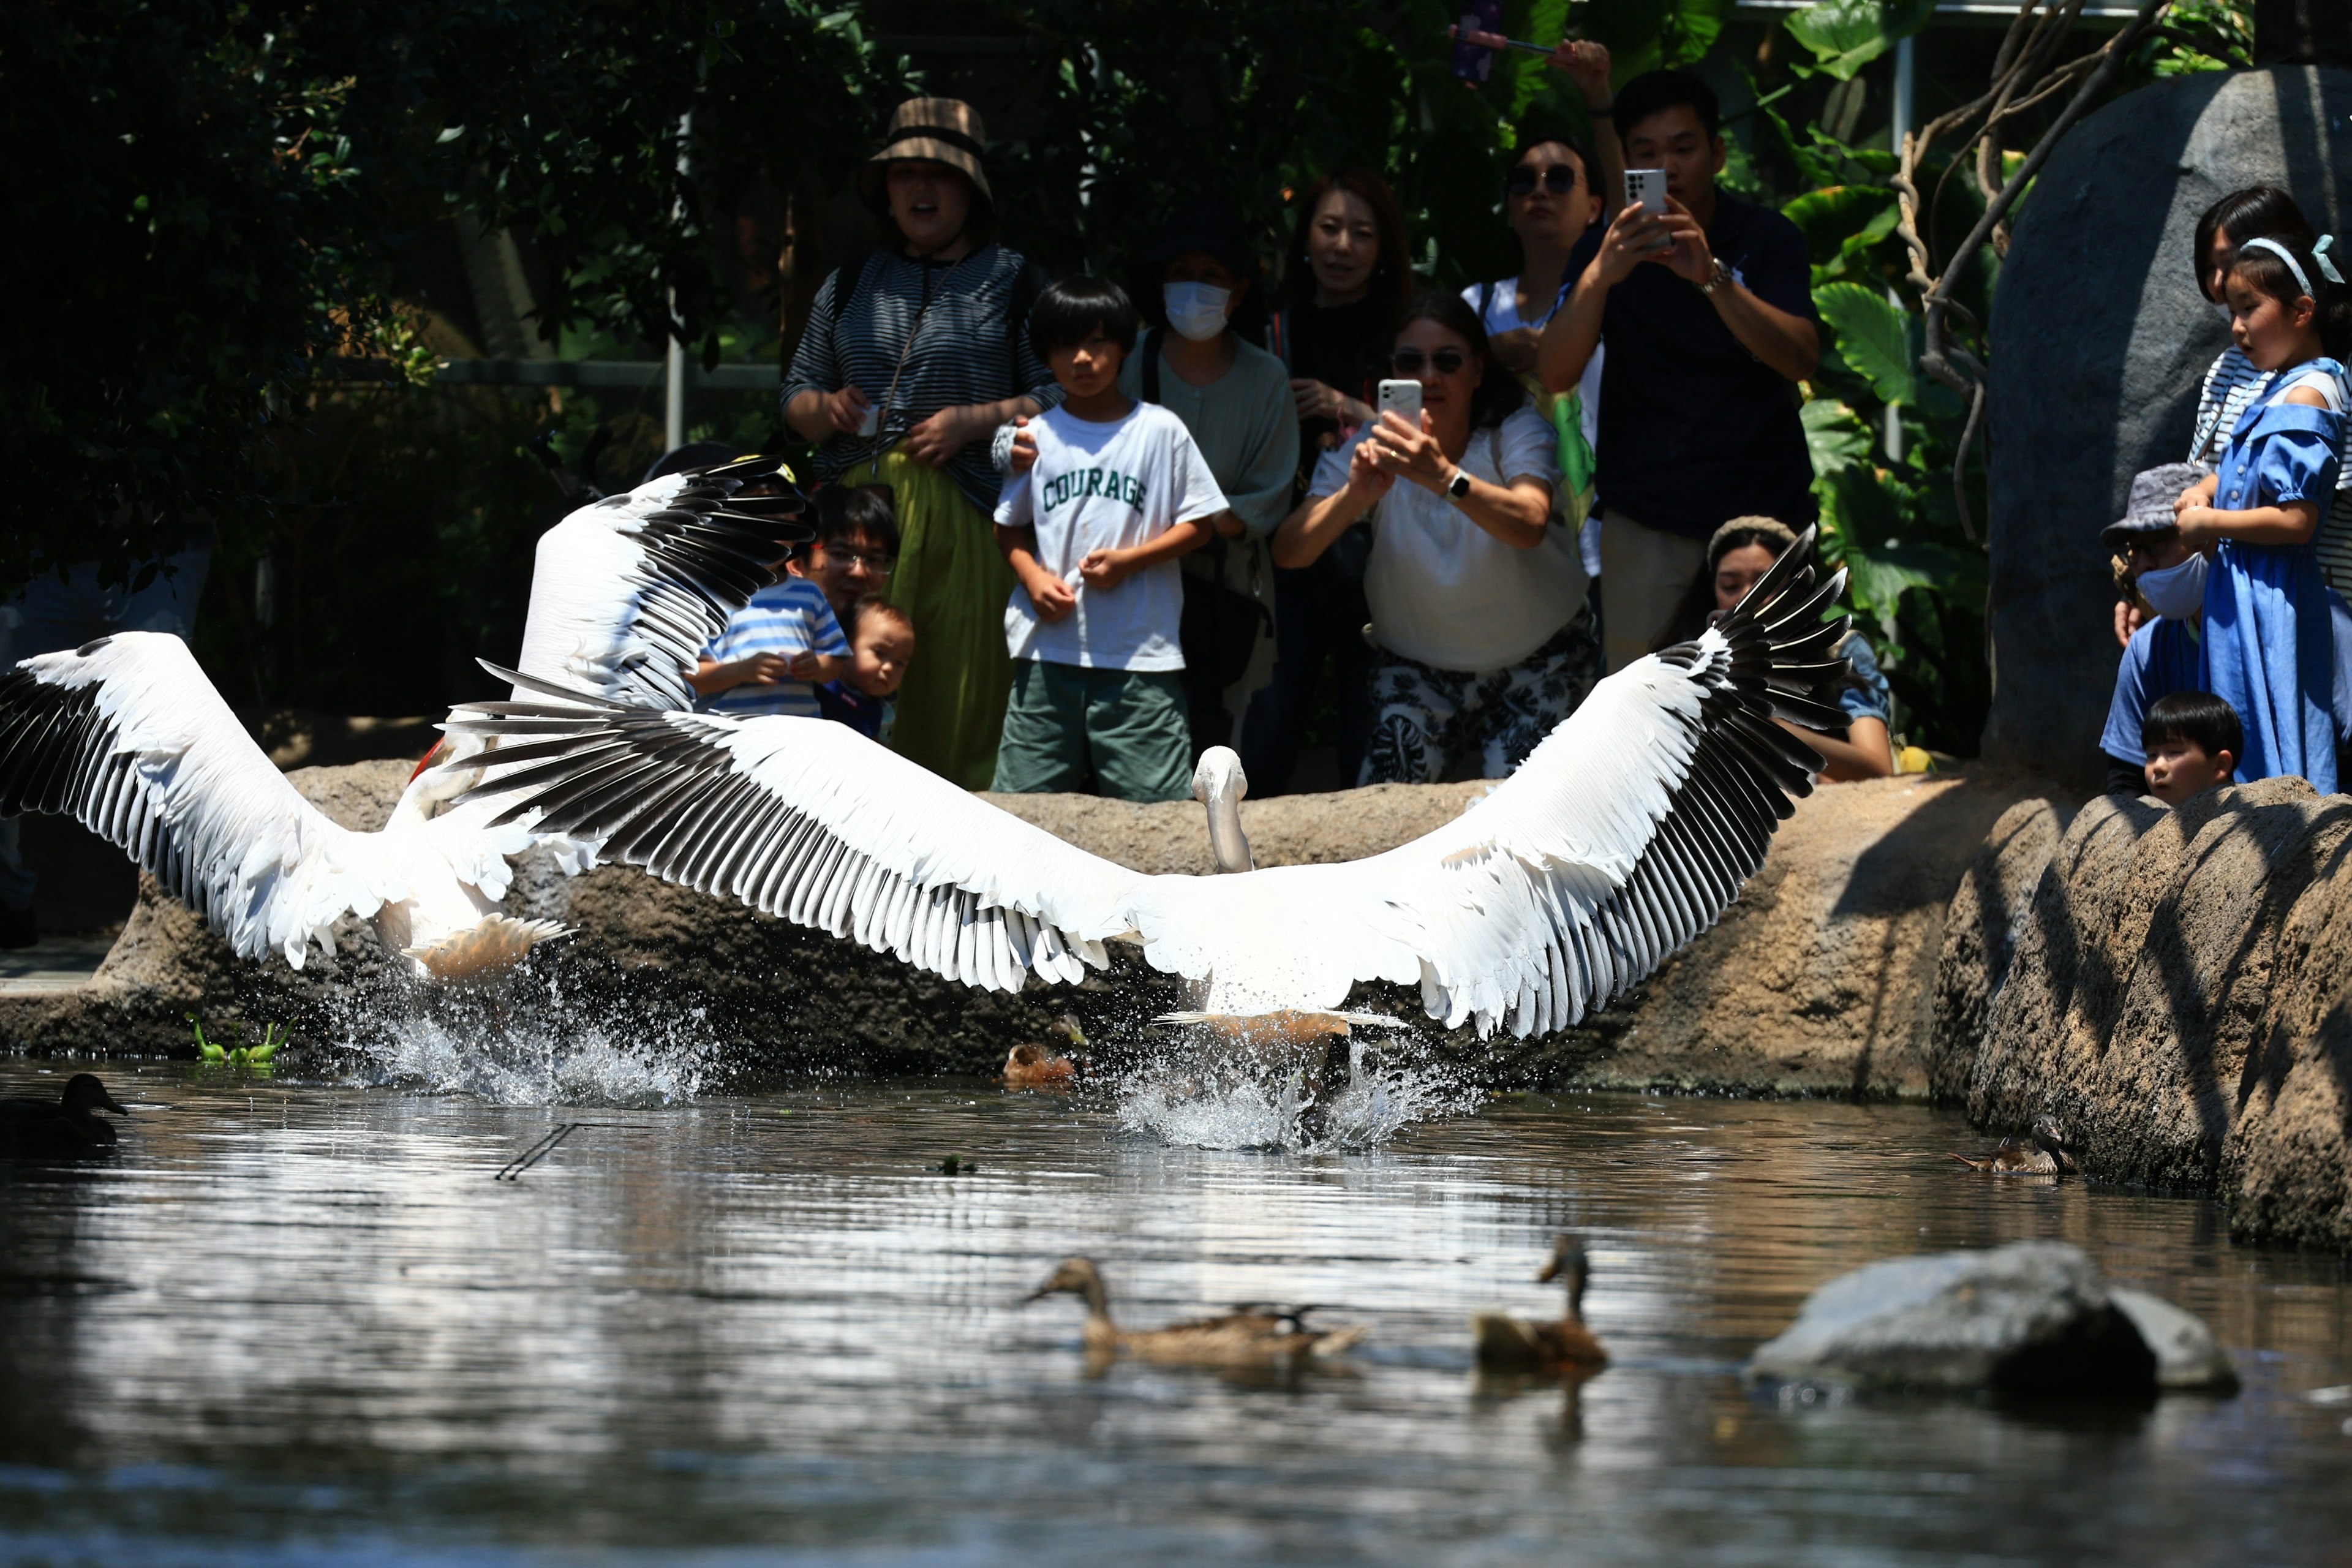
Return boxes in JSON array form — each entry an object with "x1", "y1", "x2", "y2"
[{"x1": 1192, "y1": 746, "x2": 1253, "y2": 875}]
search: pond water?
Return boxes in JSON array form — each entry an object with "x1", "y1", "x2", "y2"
[{"x1": 0, "y1": 1056, "x2": 2347, "y2": 1567}]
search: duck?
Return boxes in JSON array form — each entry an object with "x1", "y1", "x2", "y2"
[
  {"x1": 1001, "y1": 1015, "x2": 1085, "y2": 1090},
  {"x1": 1471, "y1": 1234, "x2": 1608, "y2": 1373},
  {"x1": 448, "y1": 533, "x2": 1855, "y2": 1048},
  {"x1": 1025, "y1": 1256, "x2": 1366, "y2": 1366},
  {"x1": 1950, "y1": 1114, "x2": 2078, "y2": 1175},
  {"x1": 0, "y1": 1074, "x2": 129, "y2": 1158}
]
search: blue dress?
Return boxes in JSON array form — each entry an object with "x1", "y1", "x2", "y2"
[{"x1": 2201, "y1": 358, "x2": 2347, "y2": 793}]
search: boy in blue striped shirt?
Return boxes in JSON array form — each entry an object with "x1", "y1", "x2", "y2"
[{"x1": 692, "y1": 575, "x2": 851, "y2": 718}]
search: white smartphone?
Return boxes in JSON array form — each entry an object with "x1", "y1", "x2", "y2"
[
  {"x1": 1376, "y1": 379, "x2": 1423, "y2": 424},
  {"x1": 1625, "y1": 168, "x2": 1668, "y2": 216},
  {"x1": 856, "y1": 402, "x2": 881, "y2": 438}
]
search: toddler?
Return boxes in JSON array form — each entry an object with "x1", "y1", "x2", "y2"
[
  {"x1": 2142, "y1": 691, "x2": 2242, "y2": 805},
  {"x1": 817, "y1": 596, "x2": 914, "y2": 741}
]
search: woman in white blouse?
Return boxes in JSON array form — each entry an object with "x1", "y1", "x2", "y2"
[{"x1": 1272, "y1": 293, "x2": 1599, "y2": 783}]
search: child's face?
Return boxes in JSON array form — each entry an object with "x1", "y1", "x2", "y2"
[
  {"x1": 1048, "y1": 328, "x2": 1126, "y2": 401},
  {"x1": 851, "y1": 620, "x2": 913, "y2": 697},
  {"x1": 2143, "y1": 736, "x2": 2234, "y2": 805},
  {"x1": 790, "y1": 528, "x2": 893, "y2": 614},
  {"x1": 2225, "y1": 271, "x2": 2318, "y2": 371}
]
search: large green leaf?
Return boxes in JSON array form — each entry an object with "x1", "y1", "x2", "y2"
[
  {"x1": 1815, "y1": 281, "x2": 1917, "y2": 405},
  {"x1": 1785, "y1": 0, "x2": 1935, "y2": 80},
  {"x1": 1801, "y1": 398, "x2": 1871, "y2": 478},
  {"x1": 1782, "y1": 185, "x2": 1896, "y2": 264},
  {"x1": 1839, "y1": 541, "x2": 1988, "y2": 621}
]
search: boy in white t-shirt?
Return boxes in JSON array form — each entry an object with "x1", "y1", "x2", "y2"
[{"x1": 992, "y1": 278, "x2": 1228, "y2": 801}]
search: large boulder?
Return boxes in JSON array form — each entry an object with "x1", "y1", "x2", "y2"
[
  {"x1": 0, "y1": 762, "x2": 2049, "y2": 1093},
  {"x1": 1938, "y1": 777, "x2": 2352, "y2": 1250},
  {"x1": 1983, "y1": 66, "x2": 2352, "y2": 790},
  {"x1": 1925, "y1": 794, "x2": 2078, "y2": 1102},
  {"x1": 1744, "y1": 1240, "x2": 2204, "y2": 1395}
]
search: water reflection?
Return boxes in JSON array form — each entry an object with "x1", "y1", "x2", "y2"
[{"x1": 0, "y1": 1064, "x2": 2344, "y2": 1566}]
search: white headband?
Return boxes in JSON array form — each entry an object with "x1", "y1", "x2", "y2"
[{"x1": 2242, "y1": 234, "x2": 2346, "y2": 300}]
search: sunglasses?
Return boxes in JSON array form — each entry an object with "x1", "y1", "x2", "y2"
[
  {"x1": 1391, "y1": 348, "x2": 1469, "y2": 376},
  {"x1": 1506, "y1": 165, "x2": 1580, "y2": 197}
]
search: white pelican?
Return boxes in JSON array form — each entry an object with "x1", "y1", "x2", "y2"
[
  {"x1": 0, "y1": 455, "x2": 806, "y2": 983},
  {"x1": 449, "y1": 532, "x2": 1854, "y2": 1038}
]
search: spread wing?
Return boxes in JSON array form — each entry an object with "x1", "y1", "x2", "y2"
[
  {"x1": 513, "y1": 453, "x2": 813, "y2": 710},
  {"x1": 0, "y1": 633, "x2": 528, "y2": 967},
  {"x1": 452, "y1": 533, "x2": 1850, "y2": 1036}
]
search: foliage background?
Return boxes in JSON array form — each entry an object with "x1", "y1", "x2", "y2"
[{"x1": 4, "y1": 0, "x2": 2252, "y2": 753}]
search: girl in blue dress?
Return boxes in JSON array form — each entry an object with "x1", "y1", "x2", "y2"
[{"x1": 2177, "y1": 232, "x2": 2350, "y2": 791}]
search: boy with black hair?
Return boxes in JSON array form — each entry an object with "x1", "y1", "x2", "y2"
[
  {"x1": 992, "y1": 277, "x2": 1227, "y2": 801},
  {"x1": 791, "y1": 484, "x2": 901, "y2": 622},
  {"x1": 2143, "y1": 691, "x2": 2242, "y2": 805}
]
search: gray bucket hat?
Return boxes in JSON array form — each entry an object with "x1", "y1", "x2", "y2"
[{"x1": 2101, "y1": 462, "x2": 2211, "y2": 552}]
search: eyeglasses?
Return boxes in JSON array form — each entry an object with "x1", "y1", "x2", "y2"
[
  {"x1": 824, "y1": 549, "x2": 896, "y2": 573},
  {"x1": 1506, "y1": 165, "x2": 1580, "y2": 197},
  {"x1": 1390, "y1": 348, "x2": 1469, "y2": 376}
]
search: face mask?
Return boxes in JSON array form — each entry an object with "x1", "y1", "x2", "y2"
[
  {"x1": 1164, "y1": 282, "x2": 1233, "y2": 342},
  {"x1": 2136, "y1": 551, "x2": 2208, "y2": 620}
]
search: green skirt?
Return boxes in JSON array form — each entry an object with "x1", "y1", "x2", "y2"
[{"x1": 842, "y1": 451, "x2": 1014, "y2": 790}]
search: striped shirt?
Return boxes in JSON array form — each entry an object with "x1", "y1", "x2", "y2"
[
  {"x1": 2190, "y1": 345, "x2": 2352, "y2": 591},
  {"x1": 697, "y1": 578, "x2": 850, "y2": 720},
  {"x1": 783, "y1": 244, "x2": 1062, "y2": 513}
]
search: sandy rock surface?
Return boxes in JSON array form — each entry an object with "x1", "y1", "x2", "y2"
[
  {"x1": 3, "y1": 762, "x2": 2045, "y2": 1095},
  {"x1": 1940, "y1": 777, "x2": 2352, "y2": 1251}
]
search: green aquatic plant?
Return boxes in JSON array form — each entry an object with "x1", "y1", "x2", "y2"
[{"x1": 187, "y1": 1016, "x2": 289, "y2": 1071}]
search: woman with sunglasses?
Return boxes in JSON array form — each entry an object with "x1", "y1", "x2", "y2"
[{"x1": 1272, "y1": 293, "x2": 1599, "y2": 785}]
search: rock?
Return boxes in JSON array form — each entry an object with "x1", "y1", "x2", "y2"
[
  {"x1": 1936, "y1": 776, "x2": 2352, "y2": 1250},
  {"x1": 0, "y1": 761, "x2": 2051, "y2": 1093},
  {"x1": 2108, "y1": 1287, "x2": 2239, "y2": 1392},
  {"x1": 1744, "y1": 1241, "x2": 2157, "y2": 1395},
  {"x1": 1984, "y1": 66, "x2": 2352, "y2": 791},
  {"x1": 1925, "y1": 795, "x2": 2076, "y2": 1102}
]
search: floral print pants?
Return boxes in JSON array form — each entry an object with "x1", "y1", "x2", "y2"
[{"x1": 1360, "y1": 605, "x2": 1603, "y2": 785}]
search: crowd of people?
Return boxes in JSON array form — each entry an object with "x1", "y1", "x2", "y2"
[
  {"x1": 750, "y1": 67, "x2": 1909, "y2": 804},
  {"x1": 2099, "y1": 184, "x2": 2352, "y2": 806}
]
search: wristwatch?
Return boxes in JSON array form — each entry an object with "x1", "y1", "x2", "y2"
[
  {"x1": 1698, "y1": 257, "x2": 1733, "y2": 296},
  {"x1": 1446, "y1": 466, "x2": 1473, "y2": 501}
]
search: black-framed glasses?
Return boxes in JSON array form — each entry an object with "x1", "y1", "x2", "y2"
[
  {"x1": 1506, "y1": 165, "x2": 1579, "y2": 197},
  {"x1": 1390, "y1": 348, "x2": 1469, "y2": 376}
]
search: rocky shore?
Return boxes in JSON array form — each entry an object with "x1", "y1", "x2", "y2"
[
  {"x1": 0, "y1": 761, "x2": 2034, "y2": 1093},
  {"x1": 1931, "y1": 777, "x2": 2352, "y2": 1253}
]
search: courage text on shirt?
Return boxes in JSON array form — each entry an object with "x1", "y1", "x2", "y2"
[{"x1": 1041, "y1": 466, "x2": 1149, "y2": 513}]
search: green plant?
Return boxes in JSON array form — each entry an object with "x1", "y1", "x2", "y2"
[{"x1": 189, "y1": 1015, "x2": 288, "y2": 1069}]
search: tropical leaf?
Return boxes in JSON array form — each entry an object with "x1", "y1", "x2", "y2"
[
  {"x1": 1782, "y1": 184, "x2": 1896, "y2": 265},
  {"x1": 1840, "y1": 541, "x2": 1987, "y2": 621},
  {"x1": 1801, "y1": 398, "x2": 1872, "y2": 478},
  {"x1": 1785, "y1": 0, "x2": 1935, "y2": 80},
  {"x1": 1815, "y1": 281, "x2": 1917, "y2": 405}
]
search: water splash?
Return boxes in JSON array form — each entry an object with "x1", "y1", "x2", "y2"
[
  {"x1": 1114, "y1": 1034, "x2": 1479, "y2": 1153},
  {"x1": 318, "y1": 973, "x2": 717, "y2": 1107}
]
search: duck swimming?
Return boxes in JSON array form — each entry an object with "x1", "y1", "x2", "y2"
[
  {"x1": 1001, "y1": 1016, "x2": 1085, "y2": 1090},
  {"x1": 0, "y1": 1074, "x2": 129, "y2": 1158},
  {"x1": 1025, "y1": 1257, "x2": 1366, "y2": 1367},
  {"x1": 1950, "y1": 1114, "x2": 2078, "y2": 1175},
  {"x1": 1471, "y1": 1234, "x2": 1608, "y2": 1373}
]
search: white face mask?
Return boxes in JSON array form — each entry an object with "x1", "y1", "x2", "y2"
[
  {"x1": 1164, "y1": 282, "x2": 1233, "y2": 342},
  {"x1": 2137, "y1": 551, "x2": 2208, "y2": 620}
]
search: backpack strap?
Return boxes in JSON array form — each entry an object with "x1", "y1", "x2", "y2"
[
  {"x1": 1479, "y1": 279, "x2": 1496, "y2": 326},
  {"x1": 827, "y1": 251, "x2": 877, "y2": 325},
  {"x1": 1139, "y1": 326, "x2": 1164, "y2": 404}
]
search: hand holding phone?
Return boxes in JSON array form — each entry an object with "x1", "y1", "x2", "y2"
[
  {"x1": 1376, "y1": 379, "x2": 1423, "y2": 426},
  {"x1": 1624, "y1": 169, "x2": 1668, "y2": 217}
]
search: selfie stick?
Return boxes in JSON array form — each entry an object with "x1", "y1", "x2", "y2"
[{"x1": 1447, "y1": 24, "x2": 1556, "y2": 58}]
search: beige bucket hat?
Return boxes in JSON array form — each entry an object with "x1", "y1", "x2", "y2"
[{"x1": 859, "y1": 97, "x2": 993, "y2": 214}]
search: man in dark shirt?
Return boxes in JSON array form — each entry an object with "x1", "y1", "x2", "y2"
[{"x1": 1537, "y1": 69, "x2": 1820, "y2": 671}]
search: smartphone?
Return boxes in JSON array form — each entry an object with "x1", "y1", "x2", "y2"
[
  {"x1": 1625, "y1": 168, "x2": 1668, "y2": 216},
  {"x1": 1376, "y1": 379, "x2": 1423, "y2": 425},
  {"x1": 1447, "y1": 1, "x2": 1503, "y2": 82},
  {"x1": 856, "y1": 402, "x2": 881, "y2": 438}
]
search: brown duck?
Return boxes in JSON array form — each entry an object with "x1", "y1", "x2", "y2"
[
  {"x1": 1001, "y1": 1015, "x2": 1085, "y2": 1090},
  {"x1": 0, "y1": 1074, "x2": 129, "y2": 1158},
  {"x1": 1472, "y1": 1234, "x2": 1608, "y2": 1372},
  {"x1": 1950, "y1": 1114, "x2": 2079, "y2": 1175},
  {"x1": 1025, "y1": 1257, "x2": 1367, "y2": 1366}
]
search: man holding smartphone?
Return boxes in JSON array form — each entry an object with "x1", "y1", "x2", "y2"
[{"x1": 1535, "y1": 69, "x2": 1820, "y2": 673}]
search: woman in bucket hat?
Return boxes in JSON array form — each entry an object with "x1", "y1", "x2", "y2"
[{"x1": 783, "y1": 98, "x2": 1058, "y2": 789}]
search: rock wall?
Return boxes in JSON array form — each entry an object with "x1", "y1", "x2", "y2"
[
  {"x1": 0, "y1": 763, "x2": 2049, "y2": 1095},
  {"x1": 1983, "y1": 66, "x2": 2352, "y2": 790},
  {"x1": 1935, "y1": 778, "x2": 2352, "y2": 1251}
]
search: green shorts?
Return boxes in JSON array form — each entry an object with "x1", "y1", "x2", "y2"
[{"x1": 991, "y1": 660, "x2": 1193, "y2": 802}]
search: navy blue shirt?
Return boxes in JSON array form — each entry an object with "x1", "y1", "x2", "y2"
[
  {"x1": 2101, "y1": 592, "x2": 2352, "y2": 771},
  {"x1": 1564, "y1": 191, "x2": 1820, "y2": 538}
]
